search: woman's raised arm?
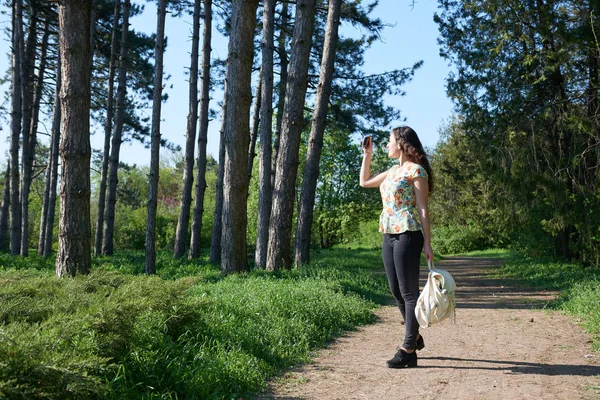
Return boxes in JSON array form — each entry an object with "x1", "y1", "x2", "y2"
[{"x1": 360, "y1": 141, "x2": 388, "y2": 188}]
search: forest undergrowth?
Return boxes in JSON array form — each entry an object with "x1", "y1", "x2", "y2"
[
  {"x1": 0, "y1": 248, "x2": 389, "y2": 399},
  {"x1": 1, "y1": 247, "x2": 598, "y2": 399}
]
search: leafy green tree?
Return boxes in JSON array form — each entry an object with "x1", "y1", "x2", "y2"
[{"x1": 435, "y1": 0, "x2": 600, "y2": 263}]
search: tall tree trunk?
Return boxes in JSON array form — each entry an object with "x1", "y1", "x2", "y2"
[
  {"x1": 89, "y1": 0, "x2": 97, "y2": 64},
  {"x1": 21, "y1": 2, "x2": 37, "y2": 135},
  {"x1": 55, "y1": 0, "x2": 92, "y2": 277},
  {"x1": 43, "y1": 63, "x2": 62, "y2": 257},
  {"x1": 254, "y1": 0, "x2": 276, "y2": 269},
  {"x1": 247, "y1": 74, "x2": 262, "y2": 183},
  {"x1": 94, "y1": 0, "x2": 120, "y2": 256},
  {"x1": 39, "y1": 58, "x2": 61, "y2": 256},
  {"x1": 174, "y1": 0, "x2": 201, "y2": 258},
  {"x1": 145, "y1": 0, "x2": 167, "y2": 275},
  {"x1": 294, "y1": 0, "x2": 342, "y2": 267},
  {"x1": 102, "y1": 0, "x2": 130, "y2": 255},
  {"x1": 266, "y1": 0, "x2": 317, "y2": 271},
  {"x1": 189, "y1": 0, "x2": 212, "y2": 259},
  {"x1": 38, "y1": 145, "x2": 50, "y2": 254},
  {"x1": 19, "y1": 6, "x2": 39, "y2": 252},
  {"x1": 209, "y1": 82, "x2": 227, "y2": 263},
  {"x1": 271, "y1": 1, "x2": 289, "y2": 189},
  {"x1": 0, "y1": 166, "x2": 9, "y2": 252},
  {"x1": 22, "y1": 19, "x2": 50, "y2": 256},
  {"x1": 9, "y1": 0, "x2": 24, "y2": 255},
  {"x1": 220, "y1": 0, "x2": 259, "y2": 274}
]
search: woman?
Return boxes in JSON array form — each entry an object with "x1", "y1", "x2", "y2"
[{"x1": 360, "y1": 126, "x2": 434, "y2": 369}]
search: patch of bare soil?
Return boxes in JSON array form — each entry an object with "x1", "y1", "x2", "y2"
[{"x1": 256, "y1": 257, "x2": 600, "y2": 400}]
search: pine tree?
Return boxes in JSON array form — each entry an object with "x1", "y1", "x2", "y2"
[
  {"x1": 294, "y1": 0, "x2": 342, "y2": 266},
  {"x1": 174, "y1": 0, "x2": 201, "y2": 258},
  {"x1": 220, "y1": 0, "x2": 259, "y2": 274},
  {"x1": 55, "y1": 0, "x2": 92, "y2": 277},
  {"x1": 145, "y1": 0, "x2": 167, "y2": 275},
  {"x1": 254, "y1": 0, "x2": 276, "y2": 269},
  {"x1": 266, "y1": 0, "x2": 317, "y2": 270},
  {"x1": 189, "y1": 0, "x2": 213, "y2": 259}
]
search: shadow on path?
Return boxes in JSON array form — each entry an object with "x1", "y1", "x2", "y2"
[{"x1": 419, "y1": 356, "x2": 600, "y2": 376}]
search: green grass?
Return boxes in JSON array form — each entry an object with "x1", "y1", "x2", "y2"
[
  {"x1": 0, "y1": 248, "x2": 390, "y2": 399},
  {"x1": 448, "y1": 248, "x2": 513, "y2": 259}
]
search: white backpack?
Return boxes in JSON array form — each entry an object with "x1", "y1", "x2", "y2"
[{"x1": 415, "y1": 261, "x2": 456, "y2": 328}]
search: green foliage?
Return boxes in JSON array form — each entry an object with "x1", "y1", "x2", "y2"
[
  {"x1": 432, "y1": 223, "x2": 504, "y2": 255},
  {"x1": 0, "y1": 248, "x2": 389, "y2": 399},
  {"x1": 429, "y1": 119, "x2": 513, "y2": 255},
  {"x1": 435, "y1": 1, "x2": 600, "y2": 264},
  {"x1": 306, "y1": 126, "x2": 388, "y2": 250},
  {"x1": 90, "y1": 157, "x2": 218, "y2": 252},
  {"x1": 340, "y1": 219, "x2": 382, "y2": 249}
]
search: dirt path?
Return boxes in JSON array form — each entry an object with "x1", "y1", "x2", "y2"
[{"x1": 257, "y1": 257, "x2": 600, "y2": 400}]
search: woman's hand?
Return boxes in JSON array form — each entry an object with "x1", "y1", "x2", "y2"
[
  {"x1": 360, "y1": 138, "x2": 388, "y2": 188},
  {"x1": 362, "y1": 136, "x2": 373, "y2": 156},
  {"x1": 424, "y1": 243, "x2": 434, "y2": 264}
]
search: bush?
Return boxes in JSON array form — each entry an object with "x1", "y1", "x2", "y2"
[
  {"x1": 114, "y1": 205, "x2": 179, "y2": 251},
  {"x1": 0, "y1": 248, "x2": 388, "y2": 399},
  {"x1": 432, "y1": 223, "x2": 503, "y2": 254},
  {"x1": 0, "y1": 271, "x2": 206, "y2": 398}
]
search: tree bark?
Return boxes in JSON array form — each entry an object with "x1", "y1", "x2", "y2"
[
  {"x1": 294, "y1": 0, "x2": 342, "y2": 267},
  {"x1": 89, "y1": 0, "x2": 97, "y2": 66},
  {"x1": 20, "y1": 3, "x2": 37, "y2": 143},
  {"x1": 266, "y1": 0, "x2": 317, "y2": 271},
  {"x1": 247, "y1": 74, "x2": 262, "y2": 184},
  {"x1": 19, "y1": 6, "x2": 39, "y2": 252},
  {"x1": 43, "y1": 63, "x2": 62, "y2": 257},
  {"x1": 174, "y1": 0, "x2": 201, "y2": 258},
  {"x1": 22, "y1": 19, "x2": 50, "y2": 256},
  {"x1": 55, "y1": 0, "x2": 92, "y2": 277},
  {"x1": 254, "y1": 0, "x2": 276, "y2": 269},
  {"x1": 0, "y1": 166, "x2": 9, "y2": 252},
  {"x1": 39, "y1": 103, "x2": 51, "y2": 254},
  {"x1": 145, "y1": 0, "x2": 167, "y2": 275},
  {"x1": 271, "y1": 1, "x2": 289, "y2": 189},
  {"x1": 9, "y1": 0, "x2": 24, "y2": 255},
  {"x1": 220, "y1": 0, "x2": 259, "y2": 274},
  {"x1": 102, "y1": 0, "x2": 130, "y2": 255},
  {"x1": 189, "y1": 0, "x2": 212, "y2": 259},
  {"x1": 94, "y1": 0, "x2": 120, "y2": 256},
  {"x1": 209, "y1": 91, "x2": 226, "y2": 263}
]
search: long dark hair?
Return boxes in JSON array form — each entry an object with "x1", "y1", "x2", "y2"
[{"x1": 393, "y1": 126, "x2": 434, "y2": 193}]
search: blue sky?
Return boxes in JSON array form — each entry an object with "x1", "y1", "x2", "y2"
[{"x1": 0, "y1": 0, "x2": 453, "y2": 167}]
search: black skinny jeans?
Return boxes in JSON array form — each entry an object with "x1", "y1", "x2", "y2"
[{"x1": 382, "y1": 230, "x2": 424, "y2": 351}]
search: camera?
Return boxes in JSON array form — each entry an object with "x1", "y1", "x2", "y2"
[{"x1": 362, "y1": 135, "x2": 372, "y2": 148}]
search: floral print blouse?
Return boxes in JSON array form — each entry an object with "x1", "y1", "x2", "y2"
[{"x1": 379, "y1": 162, "x2": 428, "y2": 234}]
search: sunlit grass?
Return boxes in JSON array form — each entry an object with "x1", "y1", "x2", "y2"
[
  {"x1": 0, "y1": 247, "x2": 389, "y2": 399},
  {"x1": 444, "y1": 248, "x2": 513, "y2": 259}
]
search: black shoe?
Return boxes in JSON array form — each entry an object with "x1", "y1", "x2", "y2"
[
  {"x1": 387, "y1": 348, "x2": 417, "y2": 368},
  {"x1": 416, "y1": 335, "x2": 424, "y2": 351}
]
